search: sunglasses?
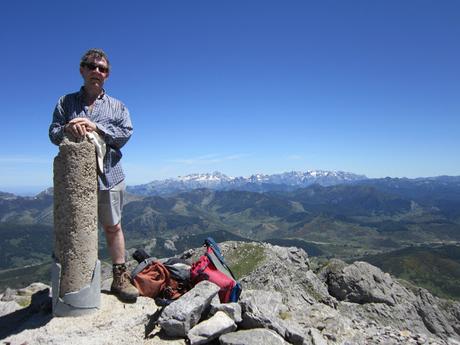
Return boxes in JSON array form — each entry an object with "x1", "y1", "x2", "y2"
[{"x1": 81, "y1": 62, "x2": 109, "y2": 74}]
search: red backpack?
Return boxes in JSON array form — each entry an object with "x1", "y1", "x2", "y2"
[{"x1": 190, "y1": 238, "x2": 242, "y2": 303}]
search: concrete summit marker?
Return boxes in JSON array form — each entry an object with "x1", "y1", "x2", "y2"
[{"x1": 52, "y1": 137, "x2": 101, "y2": 316}]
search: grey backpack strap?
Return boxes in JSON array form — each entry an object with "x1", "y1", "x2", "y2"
[
  {"x1": 206, "y1": 251, "x2": 235, "y2": 280},
  {"x1": 131, "y1": 257, "x2": 157, "y2": 279},
  {"x1": 164, "y1": 263, "x2": 191, "y2": 281}
]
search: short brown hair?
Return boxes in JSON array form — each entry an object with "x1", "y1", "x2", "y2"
[{"x1": 80, "y1": 48, "x2": 111, "y2": 71}]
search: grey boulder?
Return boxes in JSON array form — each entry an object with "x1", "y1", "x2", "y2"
[
  {"x1": 188, "y1": 311, "x2": 237, "y2": 345},
  {"x1": 158, "y1": 280, "x2": 220, "y2": 337},
  {"x1": 321, "y1": 260, "x2": 411, "y2": 305},
  {"x1": 219, "y1": 328, "x2": 289, "y2": 345},
  {"x1": 210, "y1": 302, "x2": 242, "y2": 323}
]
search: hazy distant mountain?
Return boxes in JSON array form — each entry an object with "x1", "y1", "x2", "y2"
[
  {"x1": 354, "y1": 176, "x2": 460, "y2": 219},
  {"x1": 355, "y1": 176, "x2": 460, "y2": 201},
  {"x1": 0, "y1": 191, "x2": 53, "y2": 225},
  {"x1": 127, "y1": 170, "x2": 368, "y2": 196},
  {"x1": 121, "y1": 179, "x2": 460, "y2": 245},
  {"x1": 0, "y1": 191, "x2": 18, "y2": 200}
]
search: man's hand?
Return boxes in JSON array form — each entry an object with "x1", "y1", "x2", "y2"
[{"x1": 66, "y1": 118, "x2": 99, "y2": 138}]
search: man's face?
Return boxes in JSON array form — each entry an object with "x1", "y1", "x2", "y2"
[{"x1": 80, "y1": 56, "x2": 109, "y2": 89}]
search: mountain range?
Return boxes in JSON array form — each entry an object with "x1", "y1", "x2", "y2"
[{"x1": 126, "y1": 170, "x2": 368, "y2": 195}]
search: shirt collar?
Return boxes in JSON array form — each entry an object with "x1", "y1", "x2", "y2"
[{"x1": 78, "y1": 87, "x2": 107, "y2": 102}]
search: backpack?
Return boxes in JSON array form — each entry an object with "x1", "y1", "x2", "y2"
[
  {"x1": 131, "y1": 258, "x2": 170, "y2": 298},
  {"x1": 190, "y1": 237, "x2": 242, "y2": 303},
  {"x1": 131, "y1": 254, "x2": 191, "y2": 301}
]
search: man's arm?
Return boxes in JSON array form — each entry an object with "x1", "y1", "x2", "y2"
[
  {"x1": 96, "y1": 103, "x2": 133, "y2": 149},
  {"x1": 49, "y1": 97, "x2": 67, "y2": 145}
]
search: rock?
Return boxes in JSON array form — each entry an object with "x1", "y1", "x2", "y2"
[
  {"x1": 1, "y1": 283, "x2": 50, "y2": 308},
  {"x1": 207, "y1": 294, "x2": 220, "y2": 318},
  {"x1": 272, "y1": 246, "x2": 310, "y2": 269},
  {"x1": 239, "y1": 289, "x2": 287, "y2": 336},
  {"x1": 210, "y1": 302, "x2": 242, "y2": 323},
  {"x1": 321, "y1": 260, "x2": 411, "y2": 306},
  {"x1": 282, "y1": 319, "x2": 312, "y2": 345},
  {"x1": 0, "y1": 285, "x2": 51, "y2": 340},
  {"x1": 2, "y1": 294, "x2": 160, "y2": 345},
  {"x1": 441, "y1": 299, "x2": 460, "y2": 336},
  {"x1": 28, "y1": 286, "x2": 51, "y2": 313},
  {"x1": 309, "y1": 328, "x2": 327, "y2": 345},
  {"x1": 0, "y1": 300, "x2": 21, "y2": 317},
  {"x1": 338, "y1": 298, "x2": 432, "y2": 340},
  {"x1": 158, "y1": 280, "x2": 220, "y2": 337},
  {"x1": 1, "y1": 287, "x2": 17, "y2": 301},
  {"x1": 286, "y1": 302, "x2": 359, "y2": 344},
  {"x1": 188, "y1": 311, "x2": 237, "y2": 345},
  {"x1": 240, "y1": 244, "x2": 334, "y2": 308},
  {"x1": 239, "y1": 289, "x2": 312, "y2": 344},
  {"x1": 302, "y1": 270, "x2": 337, "y2": 307},
  {"x1": 414, "y1": 288, "x2": 456, "y2": 339},
  {"x1": 219, "y1": 328, "x2": 288, "y2": 345},
  {"x1": 164, "y1": 239, "x2": 177, "y2": 251},
  {"x1": 2, "y1": 241, "x2": 460, "y2": 345},
  {"x1": 316, "y1": 258, "x2": 347, "y2": 283},
  {"x1": 210, "y1": 293, "x2": 221, "y2": 307}
]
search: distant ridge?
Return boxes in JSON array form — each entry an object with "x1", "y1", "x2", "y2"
[
  {"x1": 3, "y1": 173, "x2": 460, "y2": 199},
  {"x1": 0, "y1": 191, "x2": 18, "y2": 200},
  {"x1": 127, "y1": 170, "x2": 367, "y2": 196}
]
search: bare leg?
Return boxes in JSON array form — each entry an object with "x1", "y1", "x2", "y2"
[
  {"x1": 106, "y1": 222, "x2": 138, "y2": 301},
  {"x1": 103, "y1": 223, "x2": 126, "y2": 264}
]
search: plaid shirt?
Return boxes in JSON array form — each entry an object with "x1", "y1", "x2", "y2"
[{"x1": 49, "y1": 87, "x2": 133, "y2": 190}]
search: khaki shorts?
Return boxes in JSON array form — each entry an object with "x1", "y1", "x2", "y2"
[{"x1": 98, "y1": 181, "x2": 125, "y2": 227}]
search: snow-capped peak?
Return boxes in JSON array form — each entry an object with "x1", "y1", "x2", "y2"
[
  {"x1": 127, "y1": 170, "x2": 368, "y2": 196},
  {"x1": 177, "y1": 171, "x2": 233, "y2": 182}
]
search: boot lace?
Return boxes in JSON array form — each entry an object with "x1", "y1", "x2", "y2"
[{"x1": 119, "y1": 271, "x2": 131, "y2": 287}]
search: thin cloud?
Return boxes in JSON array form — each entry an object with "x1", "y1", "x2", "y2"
[
  {"x1": 170, "y1": 153, "x2": 250, "y2": 165},
  {"x1": 287, "y1": 155, "x2": 303, "y2": 160}
]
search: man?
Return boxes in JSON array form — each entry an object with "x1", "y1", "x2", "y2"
[{"x1": 49, "y1": 48, "x2": 139, "y2": 302}]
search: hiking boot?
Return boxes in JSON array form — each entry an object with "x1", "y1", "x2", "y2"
[{"x1": 111, "y1": 263, "x2": 139, "y2": 302}]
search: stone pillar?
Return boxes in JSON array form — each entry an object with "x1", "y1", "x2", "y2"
[{"x1": 52, "y1": 137, "x2": 100, "y2": 316}]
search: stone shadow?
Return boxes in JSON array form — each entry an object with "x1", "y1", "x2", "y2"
[{"x1": 0, "y1": 289, "x2": 52, "y2": 340}]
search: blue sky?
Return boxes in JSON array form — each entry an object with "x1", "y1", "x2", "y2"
[{"x1": 1, "y1": 1, "x2": 459, "y2": 194}]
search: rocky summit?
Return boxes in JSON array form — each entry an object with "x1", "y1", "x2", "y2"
[{"x1": 1, "y1": 242, "x2": 460, "y2": 345}]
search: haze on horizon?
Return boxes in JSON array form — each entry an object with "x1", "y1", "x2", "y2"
[{"x1": 1, "y1": 1, "x2": 459, "y2": 195}]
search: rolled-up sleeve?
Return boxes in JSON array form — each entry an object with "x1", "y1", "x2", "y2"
[{"x1": 97, "y1": 103, "x2": 133, "y2": 149}]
